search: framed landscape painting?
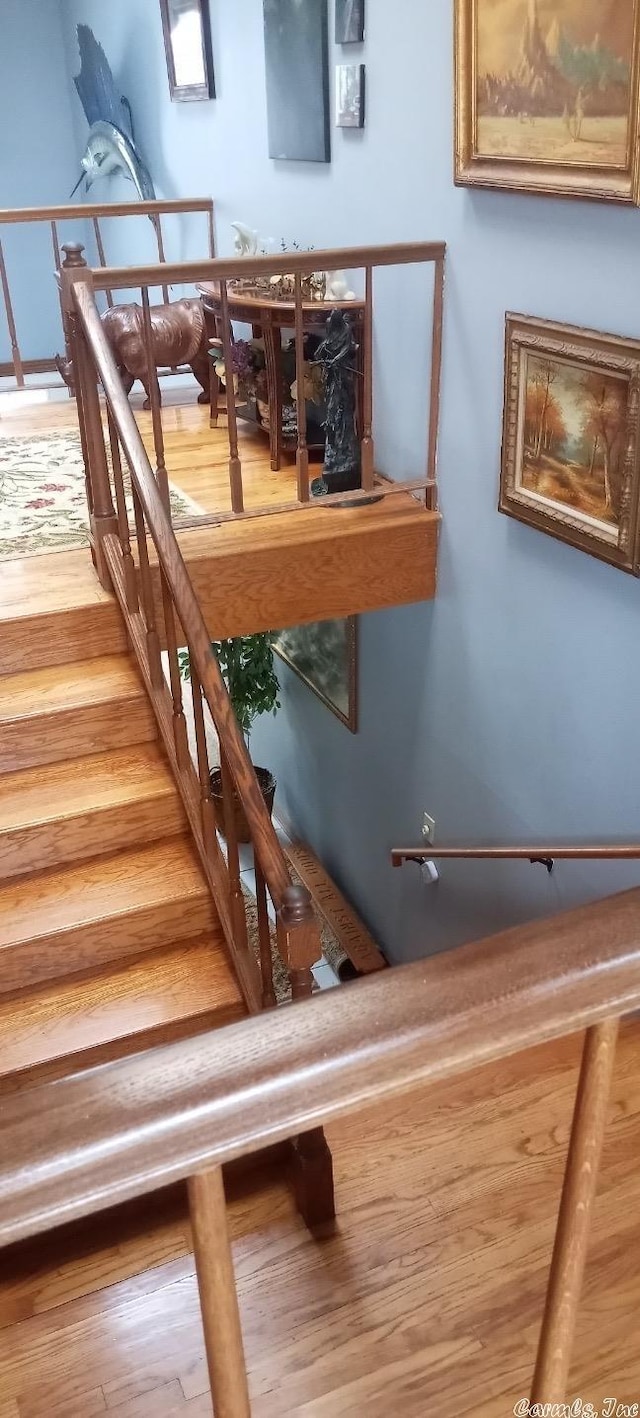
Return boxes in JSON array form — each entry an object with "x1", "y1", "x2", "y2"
[
  {"x1": 455, "y1": 0, "x2": 640, "y2": 202},
  {"x1": 274, "y1": 618, "x2": 358, "y2": 731},
  {"x1": 500, "y1": 314, "x2": 640, "y2": 574}
]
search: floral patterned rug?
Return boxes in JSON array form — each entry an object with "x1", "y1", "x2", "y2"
[{"x1": 0, "y1": 430, "x2": 202, "y2": 562}]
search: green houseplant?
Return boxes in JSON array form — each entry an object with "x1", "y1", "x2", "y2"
[{"x1": 178, "y1": 633, "x2": 281, "y2": 843}]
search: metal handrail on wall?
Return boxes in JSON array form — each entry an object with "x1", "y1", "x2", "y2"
[
  {"x1": 0, "y1": 197, "x2": 216, "y2": 388},
  {"x1": 1, "y1": 886, "x2": 640, "y2": 1414}
]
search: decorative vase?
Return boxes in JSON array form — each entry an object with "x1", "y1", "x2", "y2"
[{"x1": 210, "y1": 765, "x2": 276, "y2": 845}]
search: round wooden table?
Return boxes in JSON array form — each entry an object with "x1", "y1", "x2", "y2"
[{"x1": 198, "y1": 281, "x2": 365, "y2": 472}]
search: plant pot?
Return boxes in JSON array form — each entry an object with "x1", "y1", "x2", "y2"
[{"x1": 210, "y1": 765, "x2": 276, "y2": 845}]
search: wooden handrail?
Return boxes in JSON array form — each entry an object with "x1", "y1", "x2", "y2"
[
  {"x1": 392, "y1": 843, "x2": 640, "y2": 864},
  {"x1": 2, "y1": 884, "x2": 640, "y2": 1247},
  {"x1": 0, "y1": 198, "x2": 214, "y2": 224},
  {"x1": 71, "y1": 280, "x2": 291, "y2": 909},
  {"x1": 87, "y1": 240, "x2": 447, "y2": 292}
]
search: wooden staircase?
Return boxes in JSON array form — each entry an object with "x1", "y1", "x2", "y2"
[{"x1": 0, "y1": 637, "x2": 246, "y2": 1097}]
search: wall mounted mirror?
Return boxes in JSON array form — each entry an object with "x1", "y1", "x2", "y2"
[{"x1": 159, "y1": 0, "x2": 215, "y2": 101}]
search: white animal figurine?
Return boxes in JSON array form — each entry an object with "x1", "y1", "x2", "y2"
[
  {"x1": 325, "y1": 270, "x2": 356, "y2": 301},
  {"x1": 231, "y1": 221, "x2": 259, "y2": 257}
]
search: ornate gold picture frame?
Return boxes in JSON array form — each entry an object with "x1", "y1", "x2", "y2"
[
  {"x1": 455, "y1": 0, "x2": 640, "y2": 202},
  {"x1": 500, "y1": 314, "x2": 640, "y2": 574}
]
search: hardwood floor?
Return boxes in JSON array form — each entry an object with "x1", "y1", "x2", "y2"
[{"x1": 1, "y1": 1021, "x2": 639, "y2": 1415}]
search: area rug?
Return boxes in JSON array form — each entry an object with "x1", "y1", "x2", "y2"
[
  {"x1": 245, "y1": 870, "x2": 346, "y2": 1006},
  {"x1": 0, "y1": 430, "x2": 202, "y2": 562}
]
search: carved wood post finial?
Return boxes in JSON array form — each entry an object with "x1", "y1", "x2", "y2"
[{"x1": 61, "y1": 242, "x2": 88, "y2": 269}]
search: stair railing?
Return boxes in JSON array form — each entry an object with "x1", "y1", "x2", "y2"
[
  {"x1": 61, "y1": 250, "x2": 327, "y2": 1028},
  {"x1": 0, "y1": 197, "x2": 216, "y2": 389},
  {"x1": 2, "y1": 886, "x2": 640, "y2": 1414}
]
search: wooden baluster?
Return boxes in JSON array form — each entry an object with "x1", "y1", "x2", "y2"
[
  {"x1": 207, "y1": 202, "x2": 216, "y2": 258},
  {"x1": 141, "y1": 286, "x2": 170, "y2": 504},
  {"x1": 279, "y1": 880, "x2": 337, "y2": 1228},
  {"x1": 426, "y1": 252, "x2": 445, "y2": 512},
  {"x1": 70, "y1": 291, "x2": 118, "y2": 590},
  {"x1": 107, "y1": 409, "x2": 138, "y2": 613},
  {"x1": 220, "y1": 747, "x2": 249, "y2": 954},
  {"x1": 219, "y1": 280, "x2": 244, "y2": 513},
  {"x1": 0, "y1": 238, "x2": 24, "y2": 388},
  {"x1": 255, "y1": 859, "x2": 276, "y2": 1009},
  {"x1": 51, "y1": 221, "x2": 72, "y2": 395},
  {"x1": 361, "y1": 265, "x2": 375, "y2": 491},
  {"x1": 131, "y1": 484, "x2": 164, "y2": 689},
  {"x1": 50, "y1": 219, "x2": 61, "y2": 274},
  {"x1": 188, "y1": 1167, "x2": 251, "y2": 1418},
  {"x1": 531, "y1": 1017, "x2": 619, "y2": 1406},
  {"x1": 150, "y1": 213, "x2": 170, "y2": 305},
  {"x1": 294, "y1": 273, "x2": 309, "y2": 503},
  {"x1": 92, "y1": 217, "x2": 114, "y2": 308},
  {"x1": 190, "y1": 661, "x2": 217, "y2": 853},
  {"x1": 161, "y1": 571, "x2": 190, "y2": 770}
]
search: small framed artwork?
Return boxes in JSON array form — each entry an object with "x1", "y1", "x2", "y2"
[
  {"x1": 263, "y1": 0, "x2": 331, "y2": 162},
  {"x1": 336, "y1": 64, "x2": 365, "y2": 128},
  {"x1": 336, "y1": 0, "x2": 364, "y2": 44},
  {"x1": 274, "y1": 618, "x2": 358, "y2": 731},
  {"x1": 500, "y1": 314, "x2": 640, "y2": 574},
  {"x1": 455, "y1": 0, "x2": 640, "y2": 203},
  {"x1": 159, "y1": 0, "x2": 215, "y2": 101}
]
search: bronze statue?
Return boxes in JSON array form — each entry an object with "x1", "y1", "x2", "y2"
[
  {"x1": 311, "y1": 309, "x2": 361, "y2": 497},
  {"x1": 56, "y1": 297, "x2": 210, "y2": 408}
]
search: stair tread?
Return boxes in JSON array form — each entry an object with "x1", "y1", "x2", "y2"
[
  {"x1": 0, "y1": 935, "x2": 244, "y2": 1080},
  {"x1": 0, "y1": 745, "x2": 177, "y2": 835},
  {"x1": 0, "y1": 838, "x2": 210, "y2": 950},
  {"x1": 0, "y1": 654, "x2": 147, "y2": 724}
]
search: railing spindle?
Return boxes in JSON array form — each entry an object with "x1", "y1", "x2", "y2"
[
  {"x1": 190, "y1": 661, "x2": 218, "y2": 855},
  {"x1": 0, "y1": 238, "x2": 24, "y2": 388},
  {"x1": 107, "y1": 409, "x2": 138, "y2": 613},
  {"x1": 531, "y1": 1016, "x2": 620, "y2": 1406},
  {"x1": 294, "y1": 273, "x2": 309, "y2": 503},
  {"x1": 219, "y1": 279, "x2": 244, "y2": 513},
  {"x1": 131, "y1": 484, "x2": 164, "y2": 689},
  {"x1": 207, "y1": 202, "x2": 216, "y2": 258},
  {"x1": 141, "y1": 286, "x2": 170, "y2": 504},
  {"x1": 150, "y1": 212, "x2": 170, "y2": 305},
  {"x1": 426, "y1": 252, "x2": 445, "y2": 511},
  {"x1": 219, "y1": 747, "x2": 249, "y2": 954},
  {"x1": 188, "y1": 1167, "x2": 251, "y2": 1418},
  {"x1": 160, "y1": 572, "x2": 191, "y2": 770},
  {"x1": 255, "y1": 859, "x2": 276, "y2": 1009},
  {"x1": 92, "y1": 217, "x2": 113, "y2": 308},
  {"x1": 361, "y1": 265, "x2": 374, "y2": 491}
]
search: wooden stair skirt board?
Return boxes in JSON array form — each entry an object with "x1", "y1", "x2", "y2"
[
  {"x1": 0, "y1": 935, "x2": 245, "y2": 1096},
  {"x1": 283, "y1": 837, "x2": 387, "y2": 976},
  {"x1": 0, "y1": 837, "x2": 218, "y2": 996}
]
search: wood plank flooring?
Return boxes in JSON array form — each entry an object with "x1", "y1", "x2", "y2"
[{"x1": 1, "y1": 1021, "x2": 639, "y2": 1415}]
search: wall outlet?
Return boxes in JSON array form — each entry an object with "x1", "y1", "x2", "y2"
[{"x1": 422, "y1": 812, "x2": 436, "y2": 841}]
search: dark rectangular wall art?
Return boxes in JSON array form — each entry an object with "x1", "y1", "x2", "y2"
[
  {"x1": 336, "y1": 0, "x2": 364, "y2": 44},
  {"x1": 263, "y1": 0, "x2": 331, "y2": 162},
  {"x1": 274, "y1": 618, "x2": 358, "y2": 732}
]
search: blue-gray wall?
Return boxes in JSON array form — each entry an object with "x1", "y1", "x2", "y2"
[
  {"x1": 0, "y1": 0, "x2": 78, "y2": 363},
  {"x1": 58, "y1": 0, "x2": 640, "y2": 961}
]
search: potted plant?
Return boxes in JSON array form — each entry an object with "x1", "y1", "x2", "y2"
[{"x1": 179, "y1": 633, "x2": 280, "y2": 843}]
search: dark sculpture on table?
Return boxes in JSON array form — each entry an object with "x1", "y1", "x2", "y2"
[
  {"x1": 56, "y1": 298, "x2": 210, "y2": 409},
  {"x1": 311, "y1": 309, "x2": 362, "y2": 498}
]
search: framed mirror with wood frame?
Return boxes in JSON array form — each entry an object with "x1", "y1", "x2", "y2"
[
  {"x1": 159, "y1": 0, "x2": 215, "y2": 102},
  {"x1": 455, "y1": 0, "x2": 640, "y2": 203}
]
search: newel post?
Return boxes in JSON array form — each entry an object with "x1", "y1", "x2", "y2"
[
  {"x1": 278, "y1": 884, "x2": 336, "y2": 1231},
  {"x1": 60, "y1": 243, "x2": 116, "y2": 589}
]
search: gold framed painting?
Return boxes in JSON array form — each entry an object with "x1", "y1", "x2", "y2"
[
  {"x1": 455, "y1": 0, "x2": 640, "y2": 202},
  {"x1": 274, "y1": 617, "x2": 358, "y2": 732},
  {"x1": 500, "y1": 314, "x2": 640, "y2": 574}
]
